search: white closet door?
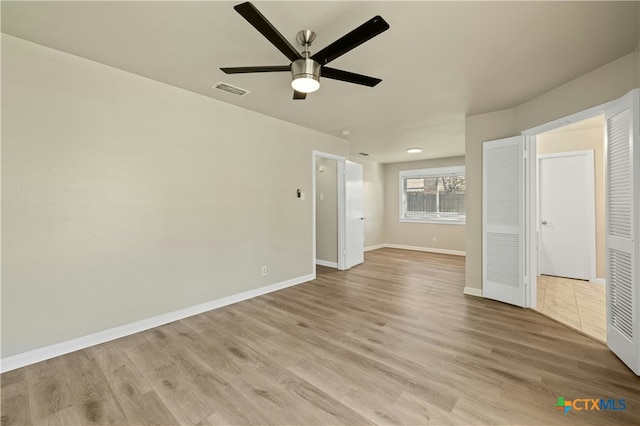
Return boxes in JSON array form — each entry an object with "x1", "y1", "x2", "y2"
[
  {"x1": 483, "y1": 136, "x2": 526, "y2": 307},
  {"x1": 606, "y1": 89, "x2": 639, "y2": 376},
  {"x1": 345, "y1": 161, "x2": 364, "y2": 269}
]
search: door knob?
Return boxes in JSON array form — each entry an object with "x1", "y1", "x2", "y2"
[{"x1": 541, "y1": 220, "x2": 547, "y2": 225}]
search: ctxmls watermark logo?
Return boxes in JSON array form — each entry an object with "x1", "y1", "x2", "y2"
[{"x1": 554, "y1": 396, "x2": 626, "y2": 414}]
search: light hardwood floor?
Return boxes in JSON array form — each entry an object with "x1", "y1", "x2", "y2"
[
  {"x1": 1, "y1": 248, "x2": 638, "y2": 425},
  {"x1": 535, "y1": 275, "x2": 607, "y2": 343}
]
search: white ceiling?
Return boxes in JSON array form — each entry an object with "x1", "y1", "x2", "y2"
[{"x1": 2, "y1": 1, "x2": 638, "y2": 163}]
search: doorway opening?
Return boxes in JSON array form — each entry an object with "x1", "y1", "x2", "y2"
[
  {"x1": 315, "y1": 157, "x2": 340, "y2": 269},
  {"x1": 532, "y1": 115, "x2": 606, "y2": 342},
  {"x1": 313, "y1": 151, "x2": 345, "y2": 272},
  {"x1": 514, "y1": 88, "x2": 638, "y2": 375},
  {"x1": 312, "y1": 151, "x2": 365, "y2": 274}
]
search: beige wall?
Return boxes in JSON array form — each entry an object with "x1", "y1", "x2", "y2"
[
  {"x1": 315, "y1": 158, "x2": 338, "y2": 264},
  {"x1": 383, "y1": 157, "x2": 466, "y2": 252},
  {"x1": 465, "y1": 52, "x2": 639, "y2": 291},
  {"x1": 537, "y1": 127, "x2": 605, "y2": 279},
  {"x1": 350, "y1": 156, "x2": 385, "y2": 249},
  {"x1": 464, "y1": 110, "x2": 517, "y2": 288},
  {"x1": 514, "y1": 53, "x2": 638, "y2": 132},
  {"x1": 1, "y1": 35, "x2": 348, "y2": 358}
]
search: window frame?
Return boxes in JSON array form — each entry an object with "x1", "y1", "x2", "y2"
[{"x1": 398, "y1": 165, "x2": 466, "y2": 225}]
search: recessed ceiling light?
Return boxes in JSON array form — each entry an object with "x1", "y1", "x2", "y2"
[
  {"x1": 340, "y1": 130, "x2": 351, "y2": 136},
  {"x1": 407, "y1": 148, "x2": 422, "y2": 154},
  {"x1": 359, "y1": 152, "x2": 370, "y2": 157}
]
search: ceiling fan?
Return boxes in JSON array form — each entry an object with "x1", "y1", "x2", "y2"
[{"x1": 221, "y1": 2, "x2": 389, "y2": 100}]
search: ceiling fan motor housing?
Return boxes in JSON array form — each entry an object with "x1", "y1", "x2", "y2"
[
  {"x1": 291, "y1": 58, "x2": 320, "y2": 81},
  {"x1": 291, "y1": 57, "x2": 321, "y2": 84}
]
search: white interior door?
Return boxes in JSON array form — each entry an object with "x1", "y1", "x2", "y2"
[
  {"x1": 605, "y1": 89, "x2": 639, "y2": 375},
  {"x1": 345, "y1": 160, "x2": 364, "y2": 269},
  {"x1": 483, "y1": 136, "x2": 526, "y2": 307},
  {"x1": 538, "y1": 151, "x2": 595, "y2": 281}
]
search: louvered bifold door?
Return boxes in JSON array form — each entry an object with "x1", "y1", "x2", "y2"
[
  {"x1": 606, "y1": 89, "x2": 640, "y2": 376},
  {"x1": 482, "y1": 136, "x2": 526, "y2": 307}
]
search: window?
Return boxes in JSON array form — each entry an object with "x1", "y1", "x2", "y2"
[{"x1": 399, "y1": 166, "x2": 466, "y2": 224}]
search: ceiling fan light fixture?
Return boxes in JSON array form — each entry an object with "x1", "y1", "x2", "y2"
[
  {"x1": 291, "y1": 58, "x2": 321, "y2": 93},
  {"x1": 291, "y1": 76, "x2": 320, "y2": 93}
]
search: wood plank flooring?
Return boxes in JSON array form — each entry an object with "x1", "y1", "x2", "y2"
[{"x1": 2, "y1": 248, "x2": 639, "y2": 425}]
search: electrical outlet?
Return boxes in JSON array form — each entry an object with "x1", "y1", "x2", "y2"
[
  {"x1": 261, "y1": 266, "x2": 267, "y2": 276},
  {"x1": 432, "y1": 237, "x2": 437, "y2": 243}
]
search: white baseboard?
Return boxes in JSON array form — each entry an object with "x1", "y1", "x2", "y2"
[
  {"x1": 383, "y1": 244, "x2": 466, "y2": 257},
  {"x1": 316, "y1": 259, "x2": 338, "y2": 268},
  {"x1": 463, "y1": 287, "x2": 483, "y2": 297},
  {"x1": 591, "y1": 278, "x2": 606, "y2": 286},
  {"x1": 0, "y1": 273, "x2": 314, "y2": 373},
  {"x1": 364, "y1": 244, "x2": 385, "y2": 252}
]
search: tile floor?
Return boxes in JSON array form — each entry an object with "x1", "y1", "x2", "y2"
[{"x1": 534, "y1": 275, "x2": 606, "y2": 343}]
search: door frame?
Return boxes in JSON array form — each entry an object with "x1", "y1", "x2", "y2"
[
  {"x1": 522, "y1": 102, "x2": 611, "y2": 308},
  {"x1": 537, "y1": 150, "x2": 597, "y2": 282},
  {"x1": 312, "y1": 151, "x2": 346, "y2": 271}
]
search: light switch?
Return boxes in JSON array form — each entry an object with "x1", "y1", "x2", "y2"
[
  {"x1": 320, "y1": 193, "x2": 324, "y2": 200},
  {"x1": 301, "y1": 192, "x2": 305, "y2": 200}
]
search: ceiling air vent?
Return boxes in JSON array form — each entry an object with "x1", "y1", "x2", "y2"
[{"x1": 213, "y1": 82, "x2": 250, "y2": 96}]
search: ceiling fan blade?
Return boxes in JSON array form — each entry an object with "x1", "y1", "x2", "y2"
[
  {"x1": 221, "y1": 65, "x2": 290, "y2": 74},
  {"x1": 311, "y1": 16, "x2": 389, "y2": 66},
  {"x1": 321, "y1": 67, "x2": 382, "y2": 87},
  {"x1": 293, "y1": 90, "x2": 307, "y2": 100},
  {"x1": 234, "y1": 2, "x2": 302, "y2": 62}
]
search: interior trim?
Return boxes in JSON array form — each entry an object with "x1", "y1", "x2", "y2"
[
  {"x1": 463, "y1": 287, "x2": 484, "y2": 297},
  {"x1": 316, "y1": 259, "x2": 338, "y2": 268},
  {"x1": 382, "y1": 244, "x2": 466, "y2": 256}
]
